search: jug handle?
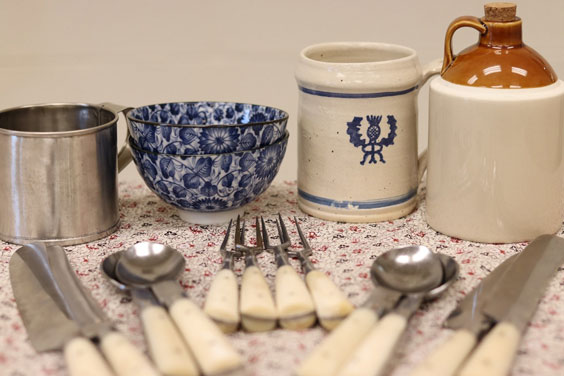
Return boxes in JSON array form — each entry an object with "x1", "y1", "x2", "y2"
[
  {"x1": 441, "y1": 16, "x2": 487, "y2": 74},
  {"x1": 99, "y1": 102, "x2": 134, "y2": 173}
]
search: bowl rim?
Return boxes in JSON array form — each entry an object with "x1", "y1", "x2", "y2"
[
  {"x1": 128, "y1": 130, "x2": 289, "y2": 157},
  {"x1": 127, "y1": 101, "x2": 289, "y2": 128}
]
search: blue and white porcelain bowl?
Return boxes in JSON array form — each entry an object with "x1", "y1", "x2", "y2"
[
  {"x1": 127, "y1": 101, "x2": 288, "y2": 155},
  {"x1": 128, "y1": 132, "x2": 289, "y2": 224}
]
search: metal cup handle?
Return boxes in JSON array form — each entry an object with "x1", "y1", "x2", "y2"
[{"x1": 99, "y1": 102, "x2": 134, "y2": 173}]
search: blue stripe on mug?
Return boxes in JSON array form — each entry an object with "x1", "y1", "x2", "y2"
[
  {"x1": 298, "y1": 85, "x2": 418, "y2": 98},
  {"x1": 298, "y1": 188, "x2": 417, "y2": 209}
]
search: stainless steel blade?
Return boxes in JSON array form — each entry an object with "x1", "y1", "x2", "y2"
[
  {"x1": 445, "y1": 254, "x2": 518, "y2": 331},
  {"x1": 10, "y1": 249, "x2": 81, "y2": 351},
  {"x1": 481, "y1": 234, "x2": 564, "y2": 331},
  {"x1": 15, "y1": 243, "x2": 112, "y2": 339}
]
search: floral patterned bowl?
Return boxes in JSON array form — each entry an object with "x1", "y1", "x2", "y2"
[
  {"x1": 128, "y1": 132, "x2": 289, "y2": 224},
  {"x1": 127, "y1": 101, "x2": 288, "y2": 155}
]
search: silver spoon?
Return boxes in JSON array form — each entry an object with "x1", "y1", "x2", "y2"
[
  {"x1": 297, "y1": 246, "x2": 458, "y2": 376},
  {"x1": 101, "y1": 252, "x2": 198, "y2": 376},
  {"x1": 114, "y1": 242, "x2": 243, "y2": 376},
  {"x1": 336, "y1": 246, "x2": 458, "y2": 376}
]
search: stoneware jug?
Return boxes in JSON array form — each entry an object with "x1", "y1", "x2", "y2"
[
  {"x1": 426, "y1": 3, "x2": 564, "y2": 243},
  {"x1": 295, "y1": 42, "x2": 440, "y2": 222}
]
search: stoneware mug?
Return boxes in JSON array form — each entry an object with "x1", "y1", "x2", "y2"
[{"x1": 295, "y1": 42, "x2": 440, "y2": 222}]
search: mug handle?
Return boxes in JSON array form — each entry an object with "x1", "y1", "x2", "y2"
[
  {"x1": 99, "y1": 102, "x2": 134, "y2": 173},
  {"x1": 417, "y1": 58, "x2": 443, "y2": 182}
]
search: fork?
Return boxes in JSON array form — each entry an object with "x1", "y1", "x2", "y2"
[
  {"x1": 261, "y1": 216, "x2": 316, "y2": 330},
  {"x1": 282, "y1": 215, "x2": 354, "y2": 330},
  {"x1": 203, "y1": 219, "x2": 240, "y2": 333},
  {"x1": 235, "y1": 216, "x2": 277, "y2": 332}
]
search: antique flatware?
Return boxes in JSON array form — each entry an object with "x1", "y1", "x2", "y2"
[
  {"x1": 115, "y1": 242, "x2": 243, "y2": 376},
  {"x1": 102, "y1": 252, "x2": 199, "y2": 376},
  {"x1": 203, "y1": 219, "x2": 241, "y2": 333},
  {"x1": 297, "y1": 247, "x2": 457, "y2": 376},
  {"x1": 409, "y1": 254, "x2": 519, "y2": 376},
  {"x1": 336, "y1": 247, "x2": 457, "y2": 376},
  {"x1": 260, "y1": 216, "x2": 316, "y2": 330},
  {"x1": 235, "y1": 216, "x2": 277, "y2": 332},
  {"x1": 281, "y1": 215, "x2": 354, "y2": 330},
  {"x1": 10, "y1": 243, "x2": 158, "y2": 376}
]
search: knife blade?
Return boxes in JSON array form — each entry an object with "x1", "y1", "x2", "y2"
[
  {"x1": 409, "y1": 254, "x2": 518, "y2": 376},
  {"x1": 11, "y1": 243, "x2": 159, "y2": 376},
  {"x1": 458, "y1": 234, "x2": 564, "y2": 376},
  {"x1": 10, "y1": 245, "x2": 115, "y2": 376}
]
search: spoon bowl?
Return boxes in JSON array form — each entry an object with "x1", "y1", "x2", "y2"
[{"x1": 100, "y1": 252, "x2": 129, "y2": 291}]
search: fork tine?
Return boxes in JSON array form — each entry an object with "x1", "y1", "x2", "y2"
[
  {"x1": 240, "y1": 219, "x2": 246, "y2": 245},
  {"x1": 235, "y1": 215, "x2": 241, "y2": 246},
  {"x1": 255, "y1": 217, "x2": 263, "y2": 249},
  {"x1": 220, "y1": 219, "x2": 233, "y2": 252},
  {"x1": 293, "y1": 217, "x2": 310, "y2": 249},
  {"x1": 260, "y1": 216, "x2": 270, "y2": 248},
  {"x1": 277, "y1": 213, "x2": 290, "y2": 243}
]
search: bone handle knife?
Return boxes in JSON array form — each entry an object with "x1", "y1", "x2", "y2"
[
  {"x1": 336, "y1": 312, "x2": 407, "y2": 376},
  {"x1": 305, "y1": 269, "x2": 354, "y2": 330},
  {"x1": 240, "y1": 265, "x2": 277, "y2": 332},
  {"x1": 457, "y1": 322, "x2": 521, "y2": 376},
  {"x1": 409, "y1": 329, "x2": 477, "y2": 376},
  {"x1": 276, "y1": 264, "x2": 316, "y2": 330},
  {"x1": 204, "y1": 268, "x2": 240, "y2": 333},
  {"x1": 296, "y1": 308, "x2": 378, "y2": 376},
  {"x1": 141, "y1": 305, "x2": 199, "y2": 376},
  {"x1": 64, "y1": 337, "x2": 115, "y2": 376},
  {"x1": 99, "y1": 331, "x2": 160, "y2": 376},
  {"x1": 169, "y1": 298, "x2": 243, "y2": 376}
]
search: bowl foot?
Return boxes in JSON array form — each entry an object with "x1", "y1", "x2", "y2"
[{"x1": 177, "y1": 207, "x2": 246, "y2": 225}]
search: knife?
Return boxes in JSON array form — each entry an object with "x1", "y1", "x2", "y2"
[
  {"x1": 10, "y1": 243, "x2": 158, "y2": 376},
  {"x1": 458, "y1": 234, "x2": 564, "y2": 376},
  {"x1": 409, "y1": 254, "x2": 518, "y2": 376}
]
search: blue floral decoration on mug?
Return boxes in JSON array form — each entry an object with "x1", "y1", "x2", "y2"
[
  {"x1": 128, "y1": 132, "x2": 289, "y2": 212},
  {"x1": 128, "y1": 101, "x2": 288, "y2": 155},
  {"x1": 346, "y1": 115, "x2": 397, "y2": 165}
]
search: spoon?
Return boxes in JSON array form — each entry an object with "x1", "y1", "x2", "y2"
[
  {"x1": 336, "y1": 246, "x2": 458, "y2": 376},
  {"x1": 114, "y1": 242, "x2": 243, "y2": 376},
  {"x1": 101, "y1": 252, "x2": 199, "y2": 376},
  {"x1": 297, "y1": 246, "x2": 458, "y2": 376}
]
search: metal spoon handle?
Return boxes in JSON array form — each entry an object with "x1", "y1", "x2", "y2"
[
  {"x1": 64, "y1": 337, "x2": 114, "y2": 376},
  {"x1": 141, "y1": 305, "x2": 199, "y2": 376},
  {"x1": 275, "y1": 264, "x2": 316, "y2": 330},
  {"x1": 169, "y1": 298, "x2": 244, "y2": 376},
  {"x1": 240, "y1": 265, "x2": 277, "y2": 332},
  {"x1": 305, "y1": 270, "x2": 354, "y2": 330},
  {"x1": 297, "y1": 308, "x2": 378, "y2": 376},
  {"x1": 336, "y1": 312, "x2": 407, "y2": 376},
  {"x1": 203, "y1": 268, "x2": 240, "y2": 333},
  {"x1": 99, "y1": 331, "x2": 159, "y2": 376},
  {"x1": 409, "y1": 329, "x2": 477, "y2": 376}
]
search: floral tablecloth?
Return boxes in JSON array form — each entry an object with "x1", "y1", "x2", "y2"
[{"x1": 1, "y1": 181, "x2": 563, "y2": 376}]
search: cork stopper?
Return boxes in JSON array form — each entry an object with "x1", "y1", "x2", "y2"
[{"x1": 484, "y1": 2, "x2": 517, "y2": 22}]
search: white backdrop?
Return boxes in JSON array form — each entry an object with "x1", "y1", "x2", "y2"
[{"x1": 1, "y1": 0, "x2": 563, "y2": 183}]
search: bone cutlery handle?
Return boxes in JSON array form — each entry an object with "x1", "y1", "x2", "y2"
[
  {"x1": 306, "y1": 269, "x2": 354, "y2": 330},
  {"x1": 204, "y1": 268, "x2": 240, "y2": 333},
  {"x1": 337, "y1": 312, "x2": 407, "y2": 376},
  {"x1": 276, "y1": 264, "x2": 316, "y2": 330},
  {"x1": 409, "y1": 329, "x2": 477, "y2": 376},
  {"x1": 240, "y1": 265, "x2": 277, "y2": 332},
  {"x1": 100, "y1": 331, "x2": 159, "y2": 376},
  {"x1": 64, "y1": 337, "x2": 115, "y2": 376},
  {"x1": 458, "y1": 322, "x2": 521, "y2": 376},
  {"x1": 296, "y1": 308, "x2": 378, "y2": 376},
  {"x1": 170, "y1": 298, "x2": 243, "y2": 376},
  {"x1": 141, "y1": 305, "x2": 199, "y2": 376}
]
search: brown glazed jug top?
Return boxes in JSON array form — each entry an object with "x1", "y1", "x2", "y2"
[{"x1": 441, "y1": 2, "x2": 557, "y2": 88}]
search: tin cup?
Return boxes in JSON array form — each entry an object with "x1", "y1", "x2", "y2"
[
  {"x1": 295, "y1": 42, "x2": 440, "y2": 222},
  {"x1": 0, "y1": 102, "x2": 133, "y2": 245}
]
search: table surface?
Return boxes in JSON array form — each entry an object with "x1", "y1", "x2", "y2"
[{"x1": 1, "y1": 181, "x2": 563, "y2": 376}]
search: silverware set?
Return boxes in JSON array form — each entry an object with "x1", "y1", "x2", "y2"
[{"x1": 204, "y1": 214, "x2": 354, "y2": 332}]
